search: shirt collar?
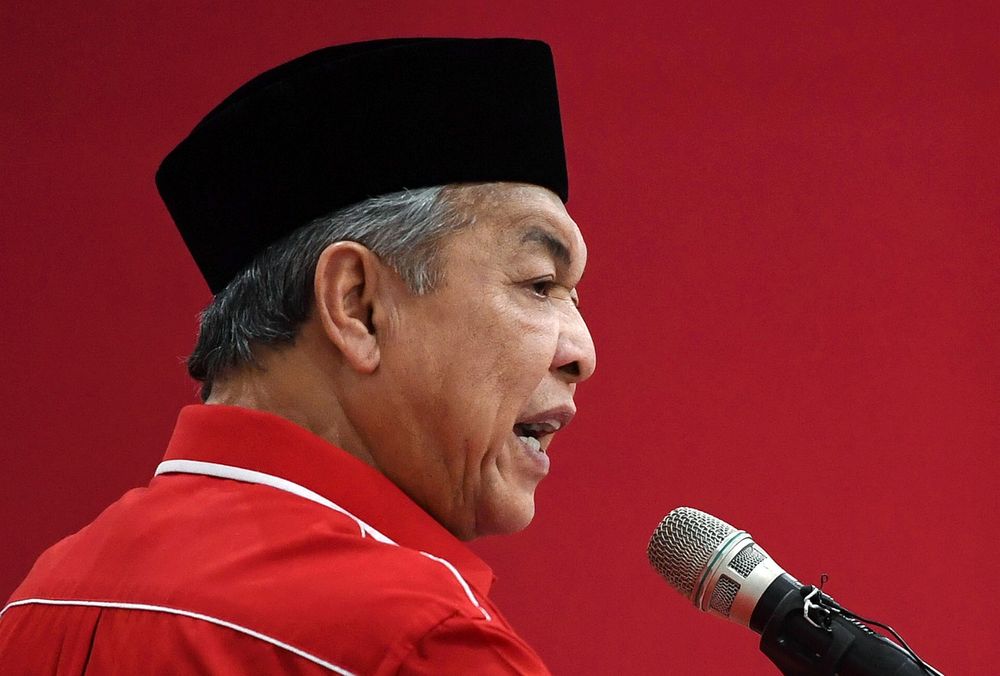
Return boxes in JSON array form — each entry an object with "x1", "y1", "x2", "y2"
[{"x1": 161, "y1": 404, "x2": 495, "y2": 594}]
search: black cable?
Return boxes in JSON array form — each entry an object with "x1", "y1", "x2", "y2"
[{"x1": 830, "y1": 603, "x2": 939, "y2": 675}]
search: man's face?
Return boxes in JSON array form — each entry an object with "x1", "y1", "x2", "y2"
[{"x1": 366, "y1": 184, "x2": 596, "y2": 539}]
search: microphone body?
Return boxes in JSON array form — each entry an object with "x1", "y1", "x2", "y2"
[{"x1": 647, "y1": 507, "x2": 937, "y2": 676}]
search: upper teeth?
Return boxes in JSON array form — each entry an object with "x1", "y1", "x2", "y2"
[{"x1": 519, "y1": 420, "x2": 562, "y2": 434}]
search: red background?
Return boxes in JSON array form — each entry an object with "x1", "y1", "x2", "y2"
[{"x1": 2, "y1": 2, "x2": 997, "y2": 673}]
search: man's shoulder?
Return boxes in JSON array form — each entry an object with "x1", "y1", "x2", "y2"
[
  {"x1": 11, "y1": 472, "x2": 488, "y2": 633},
  {"x1": 5, "y1": 471, "x2": 544, "y2": 674}
]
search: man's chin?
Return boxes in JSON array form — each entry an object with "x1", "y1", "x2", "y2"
[{"x1": 468, "y1": 497, "x2": 537, "y2": 540}]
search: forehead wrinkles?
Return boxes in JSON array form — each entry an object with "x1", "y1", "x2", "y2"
[{"x1": 441, "y1": 183, "x2": 584, "y2": 271}]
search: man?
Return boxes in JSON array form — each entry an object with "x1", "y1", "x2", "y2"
[{"x1": 0, "y1": 38, "x2": 595, "y2": 673}]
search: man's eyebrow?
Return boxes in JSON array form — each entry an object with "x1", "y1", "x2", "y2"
[{"x1": 519, "y1": 226, "x2": 571, "y2": 266}]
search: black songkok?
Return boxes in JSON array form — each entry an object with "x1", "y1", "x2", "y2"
[{"x1": 156, "y1": 38, "x2": 568, "y2": 294}]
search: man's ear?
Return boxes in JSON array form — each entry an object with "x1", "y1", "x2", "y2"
[{"x1": 314, "y1": 242, "x2": 382, "y2": 374}]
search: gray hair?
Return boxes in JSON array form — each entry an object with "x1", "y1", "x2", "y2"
[{"x1": 186, "y1": 185, "x2": 470, "y2": 401}]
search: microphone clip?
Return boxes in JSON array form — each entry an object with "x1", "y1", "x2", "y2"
[{"x1": 802, "y1": 586, "x2": 835, "y2": 631}]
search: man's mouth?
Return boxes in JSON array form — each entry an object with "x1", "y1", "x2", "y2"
[{"x1": 513, "y1": 420, "x2": 563, "y2": 453}]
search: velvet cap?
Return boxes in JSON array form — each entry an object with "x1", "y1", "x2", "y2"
[{"x1": 156, "y1": 37, "x2": 568, "y2": 294}]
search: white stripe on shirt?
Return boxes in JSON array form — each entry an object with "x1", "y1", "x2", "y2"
[
  {"x1": 0, "y1": 597, "x2": 357, "y2": 675},
  {"x1": 154, "y1": 458, "x2": 491, "y2": 620}
]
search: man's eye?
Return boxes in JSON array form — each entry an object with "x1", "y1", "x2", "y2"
[{"x1": 531, "y1": 280, "x2": 555, "y2": 298}]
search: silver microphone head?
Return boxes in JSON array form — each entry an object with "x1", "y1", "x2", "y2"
[{"x1": 647, "y1": 507, "x2": 788, "y2": 626}]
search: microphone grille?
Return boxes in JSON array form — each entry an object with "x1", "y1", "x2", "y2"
[{"x1": 647, "y1": 507, "x2": 737, "y2": 597}]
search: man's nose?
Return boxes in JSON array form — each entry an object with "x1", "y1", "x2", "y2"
[{"x1": 552, "y1": 306, "x2": 597, "y2": 384}]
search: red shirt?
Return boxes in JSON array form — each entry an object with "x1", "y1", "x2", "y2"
[{"x1": 0, "y1": 405, "x2": 549, "y2": 674}]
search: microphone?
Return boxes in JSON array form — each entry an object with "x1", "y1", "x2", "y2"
[{"x1": 647, "y1": 507, "x2": 940, "y2": 675}]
